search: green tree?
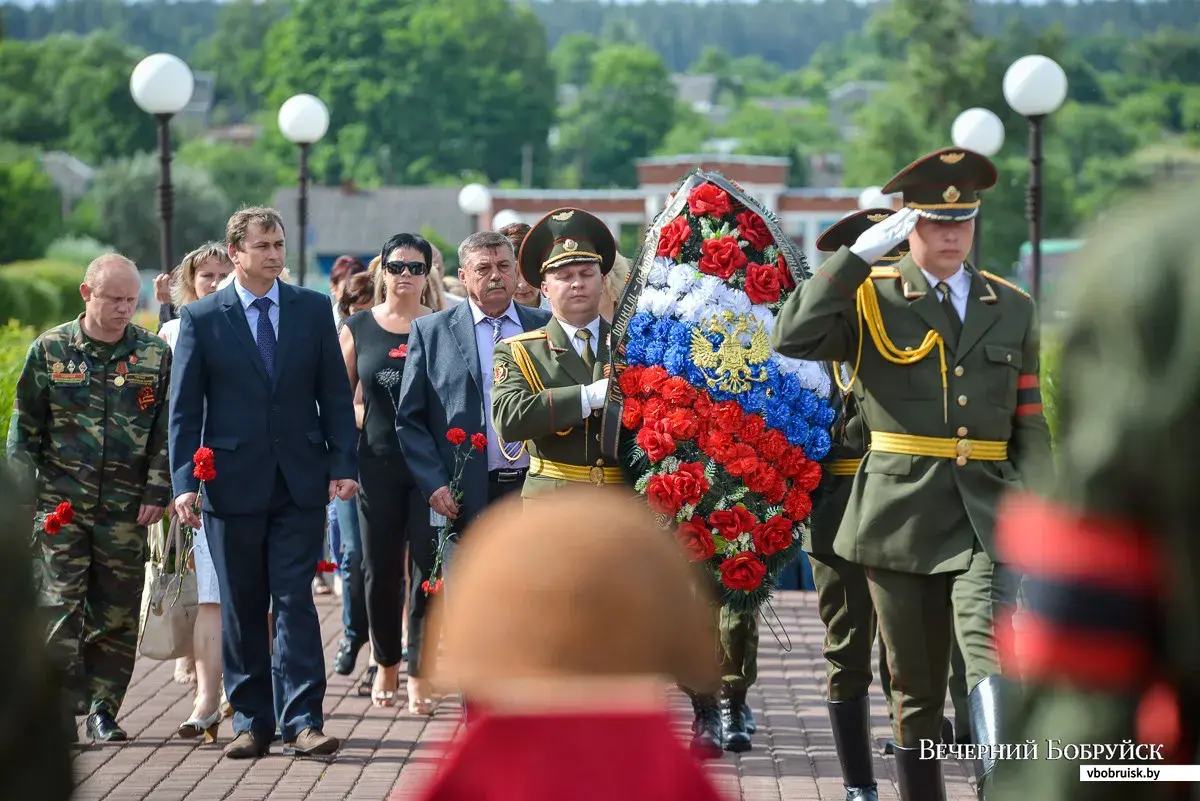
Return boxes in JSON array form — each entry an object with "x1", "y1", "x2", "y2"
[
  {"x1": 191, "y1": 0, "x2": 289, "y2": 122},
  {"x1": 176, "y1": 138, "x2": 285, "y2": 213},
  {"x1": 0, "y1": 158, "x2": 63, "y2": 264},
  {"x1": 551, "y1": 32, "x2": 601, "y2": 87},
  {"x1": 727, "y1": 103, "x2": 840, "y2": 185}
]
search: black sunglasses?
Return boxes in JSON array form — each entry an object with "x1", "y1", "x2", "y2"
[{"x1": 383, "y1": 260, "x2": 428, "y2": 276}]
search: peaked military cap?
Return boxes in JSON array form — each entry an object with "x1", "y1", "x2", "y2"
[
  {"x1": 881, "y1": 147, "x2": 998, "y2": 222},
  {"x1": 816, "y1": 208, "x2": 908, "y2": 263},
  {"x1": 517, "y1": 207, "x2": 617, "y2": 288}
]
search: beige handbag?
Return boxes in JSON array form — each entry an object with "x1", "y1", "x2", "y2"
[{"x1": 137, "y1": 514, "x2": 199, "y2": 660}]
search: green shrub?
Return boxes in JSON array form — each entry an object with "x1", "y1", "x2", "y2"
[
  {"x1": 1040, "y1": 331, "x2": 1062, "y2": 447},
  {"x1": 44, "y1": 236, "x2": 114, "y2": 267},
  {"x1": 0, "y1": 320, "x2": 37, "y2": 448},
  {"x1": 0, "y1": 260, "x2": 85, "y2": 329}
]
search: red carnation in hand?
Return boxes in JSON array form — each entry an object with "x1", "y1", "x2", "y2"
[
  {"x1": 687, "y1": 183, "x2": 733, "y2": 218},
  {"x1": 708, "y1": 506, "x2": 757, "y2": 540},
  {"x1": 193, "y1": 446, "x2": 217, "y2": 482},
  {"x1": 316, "y1": 560, "x2": 338, "y2": 574},
  {"x1": 657, "y1": 216, "x2": 692, "y2": 259},
  {"x1": 54, "y1": 501, "x2": 74, "y2": 525},
  {"x1": 720, "y1": 552, "x2": 767, "y2": 592},
  {"x1": 736, "y1": 211, "x2": 773, "y2": 251},
  {"x1": 470, "y1": 433, "x2": 487, "y2": 452},
  {"x1": 43, "y1": 514, "x2": 63, "y2": 535},
  {"x1": 422, "y1": 578, "x2": 444, "y2": 595},
  {"x1": 636, "y1": 419, "x2": 676, "y2": 463},
  {"x1": 446, "y1": 428, "x2": 467, "y2": 446},
  {"x1": 745, "y1": 262, "x2": 783, "y2": 305},
  {"x1": 752, "y1": 515, "x2": 794, "y2": 557},
  {"x1": 675, "y1": 518, "x2": 716, "y2": 562},
  {"x1": 698, "y1": 236, "x2": 747, "y2": 280}
]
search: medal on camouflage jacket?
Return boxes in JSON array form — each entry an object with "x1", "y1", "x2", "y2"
[{"x1": 114, "y1": 361, "x2": 128, "y2": 387}]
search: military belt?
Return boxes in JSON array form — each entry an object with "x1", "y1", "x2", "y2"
[
  {"x1": 530, "y1": 457, "x2": 624, "y2": 486},
  {"x1": 827, "y1": 458, "x2": 862, "y2": 476},
  {"x1": 870, "y1": 431, "x2": 1008, "y2": 465}
]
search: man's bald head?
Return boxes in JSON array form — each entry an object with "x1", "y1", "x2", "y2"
[
  {"x1": 79, "y1": 253, "x2": 141, "y2": 342},
  {"x1": 84, "y1": 253, "x2": 139, "y2": 288}
]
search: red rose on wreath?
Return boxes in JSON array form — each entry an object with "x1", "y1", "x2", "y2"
[
  {"x1": 657, "y1": 216, "x2": 692, "y2": 259},
  {"x1": 687, "y1": 183, "x2": 732, "y2": 218},
  {"x1": 470, "y1": 433, "x2": 487, "y2": 452},
  {"x1": 646, "y1": 463, "x2": 710, "y2": 515},
  {"x1": 621, "y1": 397, "x2": 643, "y2": 429},
  {"x1": 389, "y1": 345, "x2": 408, "y2": 359},
  {"x1": 744, "y1": 262, "x2": 783, "y2": 305},
  {"x1": 698, "y1": 236, "x2": 748, "y2": 280},
  {"x1": 675, "y1": 518, "x2": 716, "y2": 561},
  {"x1": 446, "y1": 428, "x2": 467, "y2": 446},
  {"x1": 665, "y1": 408, "x2": 699, "y2": 441},
  {"x1": 636, "y1": 418, "x2": 676, "y2": 463},
  {"x1": 776, "y1": 252, "x2": 796, "y2": 290},
  {"x1": 720, "y1": 552, "x2": 767, "y2": 591},
  {"x1": 54, "y1": 501, "x2": 75, "y2": 525},
  {"x1": 736, "y1": 211, "x2": 773, "y2": 251},
  {"x1": 618, "y1": 365, "x2": 645, "y2": 397},
  {"x1": 752, "y1": 515, "x2": 794, "y2": 557},
  {"x1": 708, "y1": 506, "x2": 756, "y2": 540},
  {"x1": 783, "y1": 488, "x2": 814, "y2": 521},
  {"x1": 660, "y1": 376, "x2": 698, "y2": 407},
  {"x1": 639, "y1": 365, "x2": 670, "y2": 397}
]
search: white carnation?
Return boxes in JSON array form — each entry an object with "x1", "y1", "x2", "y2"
[
  {"x1": 666, "y1": 266, "x2": 699, "y2": 295},
  {"x1": 647, "y1": 258, "x2": 672, "y2": 288}
]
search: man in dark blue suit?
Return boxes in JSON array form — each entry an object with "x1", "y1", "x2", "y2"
[
  {"x1": 169, "y1": 207, "x2": 358, "y2": 760},
  {"x1": 397, "y1": 230, "x2": 550, "y2": 581}
]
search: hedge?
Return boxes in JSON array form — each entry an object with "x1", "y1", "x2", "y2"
[
  {"x1": 0, "y1": 260, "x2": 86, "y2": 331},
  {"x1": 0, "y1": 320, "x2": 37, "y2": 447}
]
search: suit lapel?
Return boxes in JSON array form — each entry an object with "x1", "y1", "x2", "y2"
[
  {"x1": 219, "y1": 283, "x2": 271, "y2": 386},
  {"x1": 899, "y1": 256, "x2": 959, "y2": 354},
  {"x1": 450, "y1": 302, "x2": 483, "y2": 394},
  {"x1": 272, "y1": 280, "x2": 299, "y2": 388},
  {"x1": 546, "y1": 318, "x2": 593, "y2": 386},
  {"x1": 514, "y1": 303, "x2": 543, "y2": 333},
  {"x1": 955, "y1": 267, "x2": 1001, "y2": 358}
]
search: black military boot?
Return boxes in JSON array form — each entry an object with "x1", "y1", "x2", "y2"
[
  {"x1": 720, "y1": 686, "x2": 752, "y2": 753},
  {"x1": 893, "y1": 743, "x2": 947, "y2": 801},
  {"x1": 688, "y1": 693, "x2": 722, "y2": 760},
  {"x1": 333, "y1": 637, "x2": 364, "y2": 676},
  {"x1": 742, "y1": 700, "x2": 757, "y2": 734},
  {"x1": 968, "y1": 675, "x2": 1004, "y2": 799},
  {"x1": 85, "y1": 709, "x2": 127, "y2": 742},
  {"x1": 827, "y1": 698, "x2": 879, "y2": 801}
]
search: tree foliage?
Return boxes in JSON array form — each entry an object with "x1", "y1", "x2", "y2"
[{"x1": 0, "y1": 157, "x2": 62, "y2": 264}]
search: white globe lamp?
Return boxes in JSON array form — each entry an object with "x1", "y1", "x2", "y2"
[
  {"x1": 1004, "y1": 55, "x2": 1068, "y2": 118},
  {"x1": 278, "y1": 94, "x2": 330, "y2": 145},
  {"x1": 492, "y1": 209, "x2": 522, "y2": 229},
  {"x1": 130, "y1": 53, "x2": 195, "y2": 115},
  {"x1": 458, "y1": 183, "x2": 492, "y2": 217},
  {"x1": 951, "y1": 108, "x2": 1006, "y2": 157}
]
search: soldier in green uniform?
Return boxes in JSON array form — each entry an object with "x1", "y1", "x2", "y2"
[
  {"x1": 7, "y1": 254, "x2": 172, "y2": 744},
  {"x1": 991, "y1": 182, "x2": 1199, "y2": 801},
  {"x1": 492, "y1": 208, "x2": 623, "y2": 496},
  {"x1": 772, "y1": 149, "x2": 1053, "y2": 801}
]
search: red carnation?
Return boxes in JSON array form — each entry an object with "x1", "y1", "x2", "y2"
[
  {"x1": 193, "y1": 447, "x2": 217, "y2": 482},
  {"x1": 745, "y1": 262, "x2": 783, "y2": 305},
  {"x1": 618, "y1": 365, "x2": 646, "y2": 398},
  {"x1": 446, "y1": 428, "x2": 467, "y2": 446},
  {"x1": 757, "y1": 429, "x2": 789, "y2": 463},
  {"x1": 765, "y1": 476, "x2": 788, "y2": 505},
  {"x1": 708, "y1": 506, "x2": 757, "y2": 540},
  {"x1": 316, "y1": 560, "x2": 337, "y2": 574},
  {"x1": 687, "y1": 183, "x2": 733, "y2": 218},
  {"x1": 752, "y1": 515, "x2": 794, "y2": 556},
  {"x1": 660, "y1": 376, "x2": 698, "y2": 407},
  {"x1": 698, "y1": 428, "x2": 734, "y2": 457},
  {"x1": 745, "y1": 463, "x2": 780, "y2": 495},
  {"x1": 777, "y1": 252, "x2": 796, "y2": 290},
  {"x1": 636, "y1": 419, "x2": 676, "y2": 463},
  {"x1": 621, "y1": 397, "x2": 643, "y2": 429},
  {"x1": 796, "y1": 457, "x2": 824, "y2": 492},
  {"x1": 646, "y1": 463, "x2": 710, "y2": 515},
  {"x1": 43, "y1": 514, "x2": 63, "y2": 535},
  {"x1": 712, "y1": 401, "x2": 744, "y2": 432},
  {"x1": 666, "y1": 408, "x2": 699, "y2": 441},
  {"x1": 657, "y1": 216, "x2": 692, "y2": 259},
  {"x1": 693, "y1": 392, "x2": 714, "y2": 418},
  {"x1": 642, "y1": 396, "x2": 670, "y2": 424},
  {"x1": 741, "y1": 414, "x2": 767, "y2": 444},
  {"x1": 470, "y1": 432, "x2": 487, "y2": 452},
  {"x1": 675, "y1": 518, "x2": 716, "y2": 562},
  {"x1": 698, "y1": 236, "x2": 747, "y2": 280},
  {"x1": 736, "y1": 211, "x2": 773, "y2": 251},
  {"x1": 639, "y1": 366, "x2": 670, "y2": 397},
  {"x1": 724, "y1": 445, "x2": 760, "y2": 478},
  {"x1": 720, "y1": 552, "x2": 767, "y2": 592},
  {"x1": 776, "y1": 448, "x2": 809, "y2": 479},
  {"x1": 389, "y1": 345, "x2": 408, "y2": 359},
  {"x1": 54, "y1": 501, "x2": 74, "y2": 525},
  {"x1": 783, "y1": 488, "x2": 814, "y2": 521},
  {"x1": 421, "y1": 577, "x2": 444, "y2": 595}
]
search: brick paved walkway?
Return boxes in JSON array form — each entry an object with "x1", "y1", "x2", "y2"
[{"x1": 70, "y1": 591, "x2": 977, "y2": 801}]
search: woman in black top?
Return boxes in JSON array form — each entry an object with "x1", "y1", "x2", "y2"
[{"x1": 338, "y1": 233, "x2": 437, "y2": 712}]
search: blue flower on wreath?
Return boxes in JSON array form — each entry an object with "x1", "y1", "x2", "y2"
[{"x1": 805, "y1": 427, "x2": 832, "y2": 461}]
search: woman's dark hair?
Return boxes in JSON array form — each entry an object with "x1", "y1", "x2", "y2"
[
  {"x1": 379, "y1": 233, "x2": 433, "y2": 271},
  {"x1": 338, "y1": 272, "x2": 376, "y2": 318},
  {"x1": 330, "y1": 255, "x2": 367, "y2": 287}
]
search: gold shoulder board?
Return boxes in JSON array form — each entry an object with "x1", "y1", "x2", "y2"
[
  {"x1": 870, "y1": 269, "x2": 900, "y2": 280},
  {"x1": 501, "y1": 330, "x2": 548, "y2": 345},
  {"x1": 981, "y1": 271, "x2": 1031, "y2": 299}
]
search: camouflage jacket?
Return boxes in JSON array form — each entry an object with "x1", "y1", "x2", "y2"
[{"x1": 6, "y1": 316, "x2": 172, "y2": 518}]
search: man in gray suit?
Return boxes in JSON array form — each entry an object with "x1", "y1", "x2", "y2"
[{"x1": 396, "y1": 231, "x2": 550, "y2": 574}]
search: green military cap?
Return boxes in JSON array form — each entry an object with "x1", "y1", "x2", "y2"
[
  {"x1": 881, "y1": 147, "x2": 998, "y2": 222},
  {"x1": 517, "y1": 207, "x2": 617, "y2": 288},
  {"x1": 816, "y1": 208, "x2": 909, "y2": 263}
]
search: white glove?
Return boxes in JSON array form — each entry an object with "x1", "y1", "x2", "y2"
[
  {"x1": 584, "y1": 378, "x2": 610, "y2": 413},
  {"x1": 850, "y1": 206, "x2": 919, "y2": 265}
]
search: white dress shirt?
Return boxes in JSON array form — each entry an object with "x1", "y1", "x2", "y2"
[
  {"x1": 921, "y1": 265, "x2": 970, "y2": 322},
  {"x1": 234, "y1": 277, "x2": 281, "y2": 341},
  {"x1": 469, "y1": 299, "x2": 529, "y2": 471},
  {"x1": 557, "y1": 315, "x2": 602, "y2": 417}
]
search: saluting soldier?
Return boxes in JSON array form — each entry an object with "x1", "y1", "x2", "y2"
[
  {"x1": 772, "y1": 149, "x2": 1053, "y2": 801},
  {"x1": 492, "y1": 208, "x2": 624, "y2": 495},
  {"x1": 7, "y1": 253, "x2": 172, "y2": 744},
  {"x1": 992, "y1": 182, "x2": 1200, "y2": 801}
]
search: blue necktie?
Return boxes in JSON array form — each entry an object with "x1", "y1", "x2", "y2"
[{"x1": 252, "y1": 297, "x2": 276, "y2": 378}]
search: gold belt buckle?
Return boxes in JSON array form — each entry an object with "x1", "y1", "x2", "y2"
[
  {"x1": 589, "y1": 465, "x2": 605, "y2": 486},
  {"x1": 955, "y1": 437, "x2": 972, "y2": 466}
]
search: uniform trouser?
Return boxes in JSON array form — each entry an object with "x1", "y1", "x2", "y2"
[
  {"x1": 809, "y1": 551, "x2": 877, "y2": 701},
  {"x1": 878, "y1": 629, "x2": 970, "y2": 734},
  {"x1": 719, "y1": 606, "x2": 757, "y2": 692},
  {"x1": 38, "y1": 509, "x2": 146, "y2": 717},
  {"x1": 867, "y1": 540, "x2": 1015, "y2": 746}
]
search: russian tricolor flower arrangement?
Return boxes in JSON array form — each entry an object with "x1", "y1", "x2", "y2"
[{"x1": 617, "y1": 176, "x2": 837, "y2": 613}]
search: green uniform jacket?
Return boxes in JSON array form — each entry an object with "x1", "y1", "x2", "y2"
[
  {"x1": 492, "y1": 317, "x2": 616, "y2": 498},
  {"x1": 6, "y1": 316, "x2": 172, "y2": 519},
  {"x1": 772, "y1": 250, "x2": 1053, "y2": 574},
  {"x1": 805, "y1": 401, "x2": 867, "y2": 555}
]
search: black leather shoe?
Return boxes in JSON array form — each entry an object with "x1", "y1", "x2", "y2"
[
  {"x1": 894, "y1": 744, "x2": 946, "y2": 801},
  {"x1": 827, "y1": 698, "x2": 879, "y2": 801},
  {"x1": 333, "y1": 638, "x2": 364, "y2": 676},
  {"x1": 85, "y1": 710, "x2": 127, "y2": 742},
  {"x1": 688, "y1": 694, "x2": 723, "y2": 760},
  {"x1": 742, "y1": 702, "x2": 756, "y2": 734},
  {"x1": 720, "y1": 688, "x2": 751, "y2": 753}
]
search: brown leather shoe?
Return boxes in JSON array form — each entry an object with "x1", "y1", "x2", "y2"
[
  {"x1": 282, "y1": 727, "x2": 339, "y2": 756},
  {"x1": 223, "y1": 730, "x2": 269, "y2": 759}
]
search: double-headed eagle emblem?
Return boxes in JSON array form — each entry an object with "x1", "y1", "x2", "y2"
[{"x1": 689, "y1": 311, "x2": 772, "y2": 394}]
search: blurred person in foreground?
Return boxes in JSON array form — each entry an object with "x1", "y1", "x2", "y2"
[
  {"x1": 414, "y1": 486, "x2": 728, "y2": 801},
  {"x1": 992, "y1": 182, "x2": 1200, "y2": 801},
  {"x1": 7, "y1": 253, "x2": 172, "y2": 743},
  {"x1": 600, "y1": 252, "x2": 632, "y2": 322}
]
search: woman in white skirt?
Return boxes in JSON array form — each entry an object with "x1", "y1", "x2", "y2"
[{"x1": 159, "y1": 243, "x2": 233, "y2": 742}]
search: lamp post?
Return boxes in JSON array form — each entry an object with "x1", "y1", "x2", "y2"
[
  {"x1": 951, "y1": 108, "x2": 1006, "y2": 269},
  {"x1": 458, "y1": 183, "x2": 492, "y2": 231},
  {"x1": 492, "y1": 209, "x2": 522, "y2": 230},
  {"x1": 1004, "y1": 55, "x2": 1068, "y2": 303},
  {"x1": 278, "y1": 93, "x2": 330, "y2": 288},
  {"x1": 130, "y1": 53, "x2": 195, "y2": 324}
]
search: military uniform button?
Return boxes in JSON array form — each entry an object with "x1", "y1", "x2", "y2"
[
  {"x1": 954, "y1": 365, "x2": 964, "y2": 377},
  {"x1": 955, "y1": 456, "x2": 968, "y2": 467},
  {"x1": 1006, "y1": 353, "x2": 1012, "y2": 362},
  {"x1": 957, "y1": 395, "x2": 968, "y2": 406},
  {"x1": 905, "y1": 346, "x2": 913, "y2": 352},
  {"x1": 956, "y1": 426, "x2": 968, "y2": 437}
]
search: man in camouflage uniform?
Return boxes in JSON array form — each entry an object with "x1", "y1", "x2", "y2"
[
  {"x1": 773, "y1": 150, "x2": 1053, "y2": 801},
  {"x1": 7, "y1": 253, "x2": 172, "y2": 743},
  {"x1": 992, "y1": 183, "x2": 1199, "y2": 801}
]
